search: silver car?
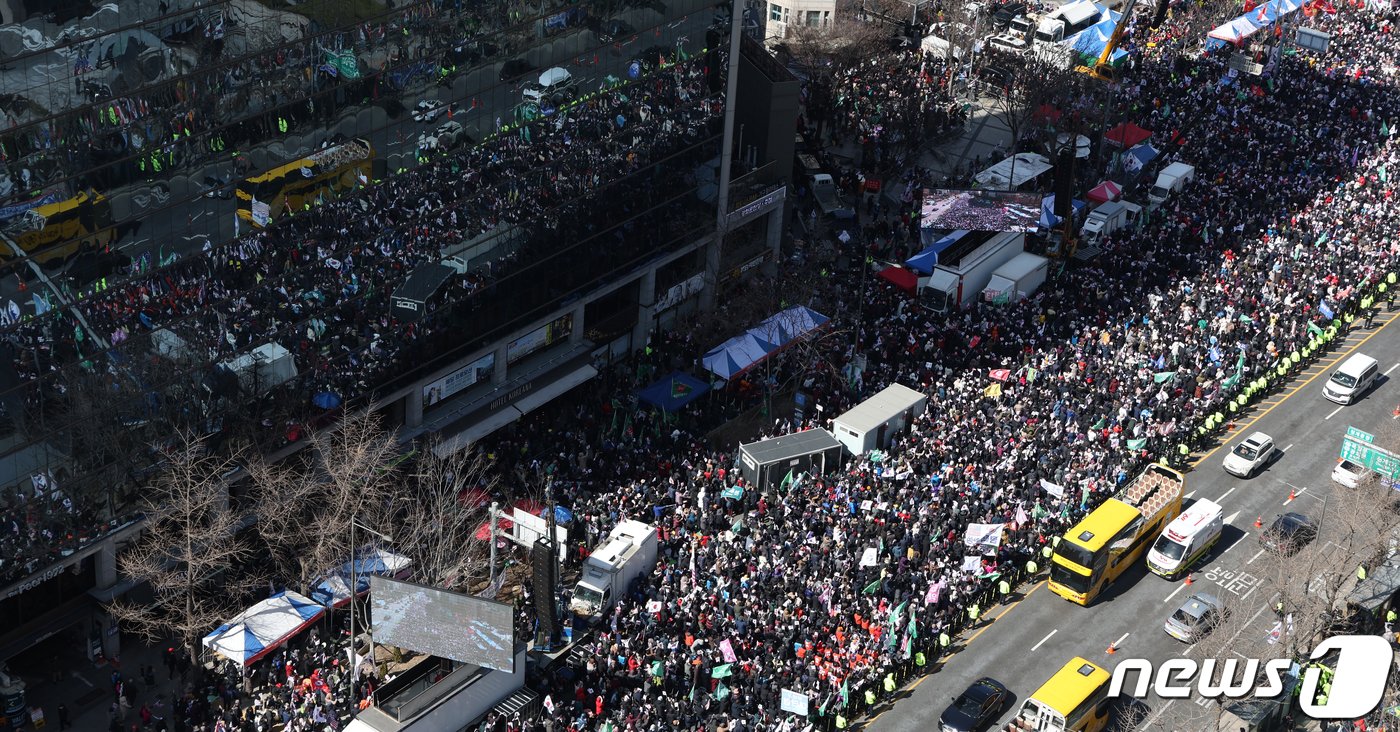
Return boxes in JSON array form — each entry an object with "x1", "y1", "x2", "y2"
[{"x1": 1165, "y1": 593, "x2": 1225, "y2": 643}]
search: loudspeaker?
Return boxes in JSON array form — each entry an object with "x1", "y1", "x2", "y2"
[
  {"x1": 1053, "y1": 149, "x2": 1075, "y2": 220},
  {"x1": 532, "y1": 538, "x2": 557, "y2": 640}
]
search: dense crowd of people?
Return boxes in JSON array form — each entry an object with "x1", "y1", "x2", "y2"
[
  {"x1": 26, "y1": 1, "x2": 1400, "y2": 731},
  {"x1": 826, "y1": 49, "x2": 970, "y2": 171}
]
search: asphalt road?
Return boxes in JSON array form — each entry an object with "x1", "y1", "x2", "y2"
[{"x1": 869, "y1": 309, "x2": 1400, "y2": 732}]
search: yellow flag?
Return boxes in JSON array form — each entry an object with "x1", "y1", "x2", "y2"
[{"x1": 984, "y1": 383, "x2": 1002, "y2": 399}]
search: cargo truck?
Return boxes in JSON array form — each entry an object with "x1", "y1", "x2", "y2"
[
  {"x1": 569, "y1": 520, "x2": 658, "y2": 618},
  {"x1": 917, "y1": 231, "x2": 1025, "y2": 313},
  {"x1": 1079, "y1": 200, "x2": 1143, "y2": 244},
  {"x1": 811, "y1": 173, "x2": 854, "y2": 218},
  {"x1": 1149, "y1": 162, "x2": 1196, "y2": 205},
  {"x1": 982, "y1": 251, "x2": 1049, "y2": 303}
]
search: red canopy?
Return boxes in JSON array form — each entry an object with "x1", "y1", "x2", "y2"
[
  {"x1": 1087, "y1": 180, "x2": 1123, "y2": 204},
  {"x1": 1033, "y1": 104, "x2": 1063, "y2": 123},
  {"x1": 1105, "y1": 122, "x2": 1153, "y2": 147},
  {"x1": 878, "y1": 266, "x2": 918, "y2": 294}
]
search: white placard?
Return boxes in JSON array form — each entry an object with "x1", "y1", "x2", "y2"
[
  {"x1": 780, "y1": 689, "x2": 810, "y2": 717},
  {"x1": 859, "y1": 547, "x2": 879, "y2": 567},
  {"x1": 1040, "y1": 478, "x2": 1065, "y2": 498}
]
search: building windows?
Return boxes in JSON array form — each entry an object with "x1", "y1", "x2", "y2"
[
  {"x1": 770, "y1": 2, "x2": 784, "y2": 21},
  {"x1": 806, "y1": 9, "x2": 822, "y2": 25}
]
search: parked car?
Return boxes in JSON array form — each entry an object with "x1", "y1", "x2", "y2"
[
  {"x1": 417, "y1": 121, "x2": 471, "y2": 151},
  {"x1": 939, "y1": 678, "x2": 1011, "y2": 732},
  {"x1": 1221, "y1": 431, "x2": 1276, "y2": 478},
  {"x1": 1164, "y1": 593, "x2": 1226, "y2": 643},
  {"x1": 597, "y1": 18, "x2": 636, "y2": 43},
  {"x1": 1332, "y1": 458, "x2": 1369, "y2": 488},
  {"x1": 1259, "y1": 513, "x2": 1318, "y2": 556},
  {"x1": 413, "y1": 100, "x2": 449, "y2": 123},
  {"x1": 523, "y1": 67, "x2": 576, "y2": 105},
  {"x1": 991, "y1": 1, "x2": 1029, "y2": 30},
  {"x1": 499, "y1": 58, "x2": 536, "y2": 82}
]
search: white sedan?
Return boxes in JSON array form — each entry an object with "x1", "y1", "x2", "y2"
[
  {"x1": 1222, "y1": 432, "x2": 1276, "y2": 478},
  {"x1": 1331, "y1": 459, "x2": 1368, "y2": 488},
  {"x1": 413, "y1": 100, "x2": 449, "y2": 123}
]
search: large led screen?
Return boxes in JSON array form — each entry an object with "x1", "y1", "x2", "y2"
[
  {"x1": 921, "y1": 189, "x2": 1041, "y2": 232},
  {"x1": 370, "y1": 576, "x2": 514, "y2": 672}
]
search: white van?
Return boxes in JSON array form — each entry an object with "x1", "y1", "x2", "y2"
[
  {"x1": 1323, "y1": 352, "x2": 1379, "y2": 405},
  {"x1": 1146, "y1": 499, "x2": 1223, "y2": 579}
]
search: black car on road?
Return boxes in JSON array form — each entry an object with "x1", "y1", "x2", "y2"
[
  {"x1": 940, "y1": 677, "x2": 1011, "y2": 732},
  {"x1": 1259, "y1": 512, "x2": 1318, "y2": 556}
]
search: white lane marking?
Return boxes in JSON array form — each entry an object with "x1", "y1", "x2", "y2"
[
  {"x1": 71, "y1": 671, "x2": 94, "y2": 688},
  {"x1": 1163, "y1": 581, "x2": 1188, "y2": 603},
  {"x1": 1031, "y1": 629, "x2": 1058, "y2": 651},
  {"x1": 1284, "y1": 486, "x2": 1308, "y2": 505},
  {"x1": 1246, "y1": 549, "x2": 1265, "y2": 565},
  {"x1": 1112, "y1": 631, "x2": 1130, "y2": 649},
  {"x1": 1224, "y1": 511, "x2": 1241, "y2": 525},
  {"x1": 1325, "y1": 404, "x2": 1345, "y2": 420},
  {"x1": 1283, "y1": 444, "x2": 1294, "y2": 452},
  {"x1": 1387, "y1": 363, "x2": 1399, "y2": 375},
  {"x1": 1185, "y1": 490, "x2": 1197, "y2": 499},
  {"x1": 1220, "y1": 486, "x2": 1237, "y2": 501}
]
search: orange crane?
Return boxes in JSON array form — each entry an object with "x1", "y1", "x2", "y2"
[{"x1": 1075, "y1": 0, "x2": 1140, "y2": 81}]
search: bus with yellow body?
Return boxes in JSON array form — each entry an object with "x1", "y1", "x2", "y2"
[
  {"x1": 1004, "y1": 657, "x2": 1113, "y2": 732},
  {"x1": 0, "y1": 191, "x2": 116, "y2": 267},
  {"x1": 235, "y1": 137, "x2": 374, "y2": 227},
  {"x1": 1049, "y1": 463, "x2": 1184, "y2": 605}
]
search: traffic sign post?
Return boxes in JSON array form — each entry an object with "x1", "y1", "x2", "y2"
[{"x1": 1340, "y1": 426, "x2": 1400, "y2": 479}]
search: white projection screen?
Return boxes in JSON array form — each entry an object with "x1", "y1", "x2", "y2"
[{"x1": 369, "y1": 576, "x2": 515, "y2": 672}]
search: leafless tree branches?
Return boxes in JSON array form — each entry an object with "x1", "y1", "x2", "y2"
[{"x1": 395, "y1": 444, "x2": 497, "y2": 592}]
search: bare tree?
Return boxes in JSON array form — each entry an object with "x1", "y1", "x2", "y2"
[
  {"x1": 395, "y1": 444, "x2": 498, "y2": 592},
  {"x1": 978, "y1": 50, "x2": 1082, "y2": 167},
  {"x1": 107, "y1": 433, "x2": 256, "y2": 671},
  {"x1": 246, "y1": 406, "x2": 406, "y2": 594},
  {"x1": 781, "y1": 0, "x2": 891, "y2": 76}
]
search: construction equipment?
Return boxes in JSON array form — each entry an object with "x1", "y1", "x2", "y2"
[{"x1": 1076, "y1": 0, "x2": 1140, "y2": 82}]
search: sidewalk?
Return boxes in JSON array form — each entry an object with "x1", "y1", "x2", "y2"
[{"x1": 22, "y1": 629, "x2": 186, "y2": 732}]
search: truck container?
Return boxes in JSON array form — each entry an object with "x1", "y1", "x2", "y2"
[
  {"x1": 982, "y1": 251, "x2": 1049, "y2": 302},
  {"x1": 917, "y1": 231, "x2": 1025, "y2": 313},
  {"x1": 1034, "y1": 0, "x2": 1100, "y2": 44},
  {"x1": 1079, "y1": 200, "x2": 1143, "y2": 244},
  {"x1": 811, "y1": 173, "x2": 853, "y2": 217},
  {"x1": 1149, "y1": 162, "x2": 1196, "y2": 205},
  {"x1": 569, "y1": 520, "x2": 658, "y2": 618}
]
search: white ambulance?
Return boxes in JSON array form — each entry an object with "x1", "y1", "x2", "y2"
[{"x1": 1146, "y1": 499, "x2": 1223, "y2": 579}]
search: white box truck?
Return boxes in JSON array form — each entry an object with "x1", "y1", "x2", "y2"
[
  {"x1": 1149, "y1": 162, "x2": 1196, "y2": 205},
  {"x1": 1034, "y1": 0, "x2": 1100, "y2": 45},
  {"x1": 982, "y1": 252, "x2": 1049, "y2": 302},
  {"x1": 917, "y1": 231, "x2": 1025, "y2": 313},
  {"x1": 1146, "y1": 499, "x2": 1223, "y2": 579},
  {"x1": 1079, "y1": 200, "x2": 1143, "y2": 244},
  {"x1": 570, "y1": 520, "x2": 658, "y2": 618}
]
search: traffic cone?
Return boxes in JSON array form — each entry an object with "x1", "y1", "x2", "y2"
[
  {"x1": 1184, "y1": 574, "x2": 1194, "y2": 585},
  {"x1": 1288, "y1": 489, "x2": 1297, "y2": 501},
  {"x1": 1393, "y1": 403, "x2": 1399, "y2": 417},
  {"x1": 1106, "y1": 643, "x2": 1117, "y2": 654},
  {"x1": 1254, "y1": 516, "x2": 1263, "y2": 528}
]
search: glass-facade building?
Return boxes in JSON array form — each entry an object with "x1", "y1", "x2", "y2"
[{"x1": 0, "y1": 0, "x2": 786, "y2": 667}]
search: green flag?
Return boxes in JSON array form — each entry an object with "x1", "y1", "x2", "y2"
[
  {"x1": 651, "y1": 660, "x2": 664, "y2": 677},
  {"x1": 907, "y1": 606, "x2": 919, "y2": 639},
  {"x1": 714, "y1": 682, "x2": 730, "y2": 700},
  {"x1": 1092, "y1": 416, "x2": 1107, "y2": 430},
  {"x1": 1307, "y1": 321, "x2": 1324, "y2": 337},
  {"x1": 1382, "y1": 165, "x2": 1390, "y2": 184},
  {"x1": 841, "y1": 679, "x2": 850, "y2": 707},
  {"x1": 1153, "y1": 371, "x2": 1176, "y2": 384},
  {"x1": 1025, "y1": 366, "x2": 1038, "y2": 382},
  {"x1": 711, "y1": 663, "x2": 733, "y2": 679},
  {"x1": 1239, "y1": 313, "x2": 1254, "y2": 324},
  {"x1": 779, "y1": 469, "x2": 795, "y2": 491},
  {"x1": 887, "y1": 600, "x2": 908, "y2": 632},
  {"x1": 1222, "y1": 373, "x2": 1241, "y2": 389},
  {"x1": 1126, "y1": 437, "x2": 1147, "y2": 451},
  {"x1": 863, "y1": 578, "x2": 882, "y2": 594}
]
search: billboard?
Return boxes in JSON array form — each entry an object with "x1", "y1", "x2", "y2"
[
  {"x1": 921, "y1": 189, "x2": 1042, "y2": 232},
  {"x1": 370, "y1": 576, "x2": 515, "y2": 672}
]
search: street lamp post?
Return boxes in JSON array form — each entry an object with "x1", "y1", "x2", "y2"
[{"x1": 348, "y1": 517, "x2": 393, "y2": 704}]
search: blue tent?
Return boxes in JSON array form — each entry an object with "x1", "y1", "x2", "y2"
[
  {"x1": 203, "y1": 591, "x2": 327, "y2": 666},
  {"x1": 310, "y1": 548, "x2": 413, "y2": 608},
  {"x1": 702, "y1": 333, "x2": 774, "y2": 380},
  {"x1": 1040, "y1": 195, "x2": 1086, "y2": 230},
  {"x1": 637, "y1": 371, "x2": 711, "y2": 411},
  {"x1": 1122, "y1": 144, "x2": 1159, "y2": 176},
  {"x1": 907, "y1": 231, "x2": 969, "y2": 274}
]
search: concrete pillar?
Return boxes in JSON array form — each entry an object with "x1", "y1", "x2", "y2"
[
  {"x1": 698, "y1": 234, "x2": 723, "y2": 313},
  {"x1": 570, "y1": 303, "x2": 585, "y2": 345},
  {"x1": 96, "y1": 540, "x2": 118, "y2": 590},
  {"x1": 767, "y1": 206, "x2": 784, "y2": 260},
  {"x1": 492, "y1": 343, "x2": 509, "y2": 385},
  {"x1": 405, "y1": 388, "x2": 423, "y2": 428},
  {"x1": 633, "y1": 269, "x2": 657, "y2": 349}
]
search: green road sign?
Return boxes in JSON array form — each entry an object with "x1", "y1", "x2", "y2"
[
  {"x1": 1346, "y1": 426, "x2": 1375, "y2": 444},
  {"x1": 1341, "y1": 431, "x2": 1400, "y2": 479}
]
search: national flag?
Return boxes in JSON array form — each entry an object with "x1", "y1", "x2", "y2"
[
  {"x1": 989, "y1": 368, "x2": 1011, "y2": 381},
  {"x1": 983, "y1": 383, "x2": 1002, "y2": 398}
]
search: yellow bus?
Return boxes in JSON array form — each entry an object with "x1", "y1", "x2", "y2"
[
  {"x1": 235, "y1": 138, "x2": 373, "y2": 227},
  {"x1": 0, "y1": 191, "x2": 116, "y2": 266},
  {"x1": 1049, "y1": 463, "x2": 1185, "y2": 605},
  {"x1": 1008, "y1": 657, "x2": 1113, "y2": 732}
]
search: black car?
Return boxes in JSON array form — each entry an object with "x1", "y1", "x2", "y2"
[
  {"x1": 991, "y1": 1, "x2": 1028, "y2": 30},
  {"x1": 940, "y1": 677, "x2": 1011, "y2": 732},
  {"x1": 1259, "y1": 512, "x2": 1318, "y2": 556},
  {"x1": 499, "y1": 58, "x2": 536, "y2": 82}
]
